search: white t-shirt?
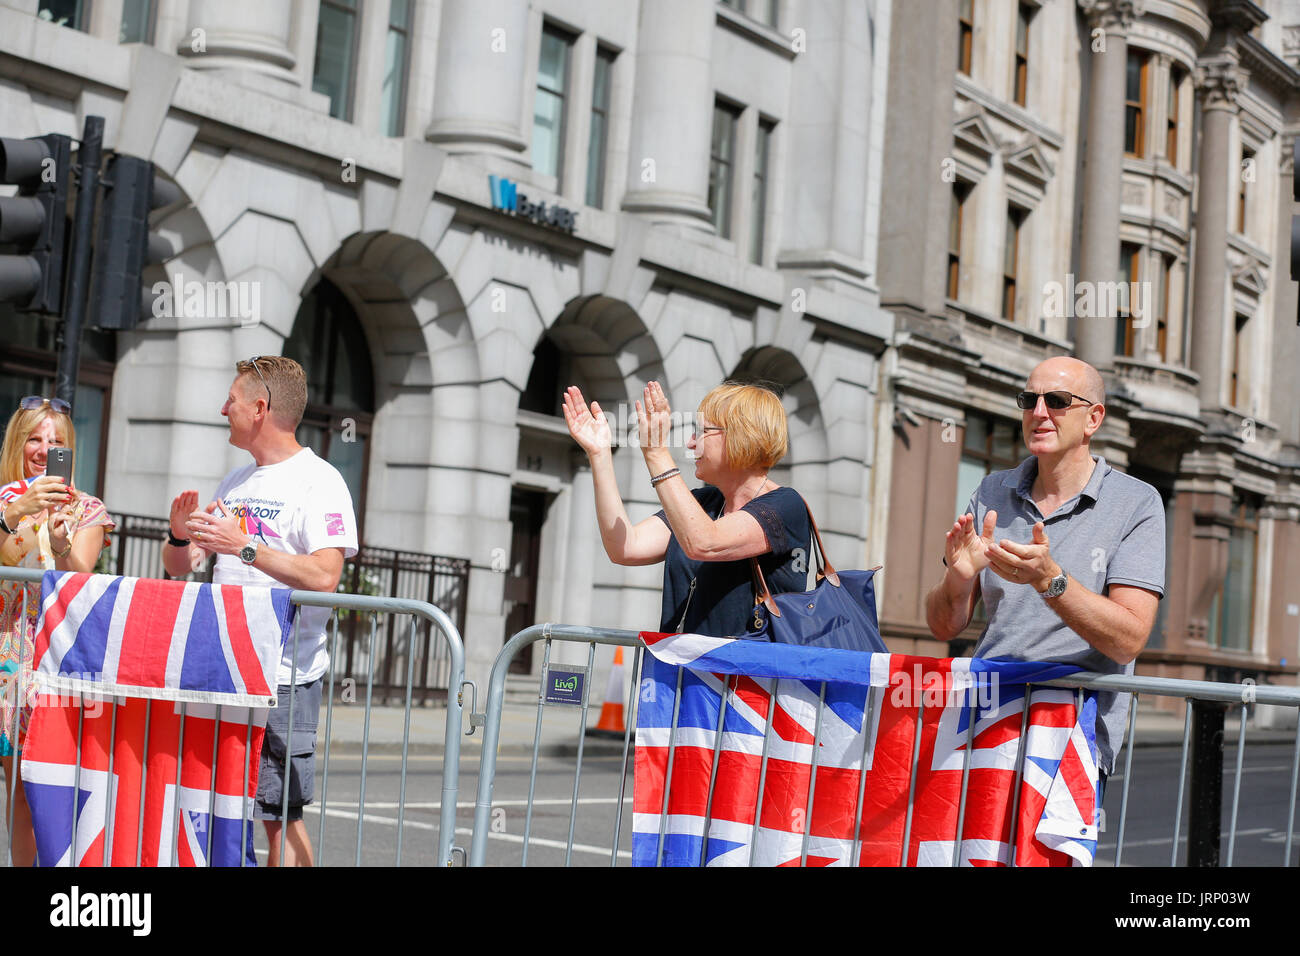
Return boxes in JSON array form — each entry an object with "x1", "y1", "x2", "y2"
[{"x1": 211, "y1": 447, "x2": 359, "y2": 686}]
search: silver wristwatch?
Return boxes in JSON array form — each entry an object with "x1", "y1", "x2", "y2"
[
  {"x1": 239, "y1": 539, "x2": 259, "y2": 565},
  {"x1": 1043, "y1": 571, "x2": 1067, "y2": 599}
]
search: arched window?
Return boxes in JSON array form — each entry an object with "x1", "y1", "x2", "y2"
[{"x1": 283, "y1": 279, "x2": 375, "y2": 539}]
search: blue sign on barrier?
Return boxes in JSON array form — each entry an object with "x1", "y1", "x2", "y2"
[{"x1": 544, "y1": 666, "x2": 586, "y2": 706}]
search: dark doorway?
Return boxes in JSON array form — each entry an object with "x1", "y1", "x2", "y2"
[{"x1": 505, "y1": 488, "x2": 549, "y2": 674}]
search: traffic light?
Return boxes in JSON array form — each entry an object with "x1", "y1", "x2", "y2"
[
  {"x1": 90, "y1": 153, "x2": 180, "y2": 330},
  {"x1": 0, "y1": 134, "x2": 71, "y2": 312}
]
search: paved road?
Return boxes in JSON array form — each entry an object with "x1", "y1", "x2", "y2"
[
  {"x1": 267, "y1": 741, "x2": 1299, "y2": 867},
  {"x1": 3, "y1": 740, "x2": 1294, "y2": 867},
  {"x1": 271, "y1": 750, "x2": 636, "y2": 867},
  {"x1": 1097, "y1": 743, "x2": 1300, "y2": 867}
]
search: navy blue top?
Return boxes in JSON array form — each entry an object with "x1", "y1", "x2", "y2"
[{"x1": 654, "y1": 485, "x2": 812, "y2": 636}]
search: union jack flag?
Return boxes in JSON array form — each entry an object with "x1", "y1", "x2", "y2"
[
  {"x1": 19, "y1": 572, "x2": 295, "y2": 867},
  {"x1": 0, "y1": 478, "x2": 33, "y2": 502},
  {"x1": 632, "y1": 632, "x2": 1100, "y2": 867},
  {"x1": 32, "y1": 572, "x2": 291, "y2": 707}
]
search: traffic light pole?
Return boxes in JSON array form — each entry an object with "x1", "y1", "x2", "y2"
[{"x1": 54, "y1": 114, "x2": 104, "y2": 407}]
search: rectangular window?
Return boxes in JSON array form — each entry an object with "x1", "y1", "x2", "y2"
[
  {"x1": 1207, "y1": 496, "x2": 1258, "y2": 651},
  {"x1": 954, "y1": 412, "x2": 1017, "y2": 626},
  {"x1": 37, "y1": 0, "x2": 85, "y2": 29},
  {"x1": 750, "y1": 118, "x2": 774, "y2": 264},
  {"x1": 1156, "y1": 253, "x2": 1173, "y2": 361},
  {"x1": 585, "y1": 46, "x2": 616, "y2": 209},
  {"x1": 313, "y1": 0, "x2": 360, "y2": 121},
  {"x1": 948, "y1": 182, "x2": 971, "y2": 301},
  {"x1": 1116, "y1": 243, "x2": 1141, "y2": 357},
  {"x1": 1013, "y1": 4, "x2": 1030, "y2": 107},
  {"x1": 1166, "y1": 68, "x2": 1182, "y2": 165},
  {"x1": 955, "y1": 413, "x2": 1019, "y2": 522},
  {"x1": 380, "y1": 0, "x2": 412, "y2": 137},
  {"x1": 1002, "y1": 206, "x2": 1025, "y2": 321},
  {"x1": 119, "y1": 0, "x2": 153, "y2": 43},
  {"x1": 532, "y1": 25, "x2": 572, "y2": 180},
  {"x1": 1125, "y1": 52, "x2": 1148, "y2": 157},
  {"x1": 958, "y1": 0, "x2": 974, "y2": 76},
  {"x1": 0, "y1": 312, "x2": 114, "y2": 497},
  {"x1": 708, "y1": 101, "x2": 740, "y2": 238},
  {"x1": 1238, "y1": 145, "x2": 1254, "y2": 235},
  {"x1": 760, "y1": 0, "x2": 780, "y2": 27},
  {"x1": 1231, "y1": 312, "x2": 1249, "y2": 407}
]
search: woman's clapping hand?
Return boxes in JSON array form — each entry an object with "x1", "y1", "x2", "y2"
[{"x1": 562, "y1": 386, "x2": 613, "y2": 458}]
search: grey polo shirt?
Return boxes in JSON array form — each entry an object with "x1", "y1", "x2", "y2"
[{"x1": 964, "y1": 455, "x2": 1166, "y2": 773}]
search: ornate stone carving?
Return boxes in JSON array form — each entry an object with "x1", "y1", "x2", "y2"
[
  {"x1": 1284, "y1": 26, "x2": 1300, "y2": 68},
  {"x1": 1164, "y1": 186, "x2": 1183, "y2": 219},
  {"x1": 1078, "y1": 0, "x2": 1147, "y2": 31},
  {"x1": 1195, "y1": 55, "x2": 1247, "y2": 109}
]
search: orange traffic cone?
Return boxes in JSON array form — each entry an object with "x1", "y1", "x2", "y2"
[{"x1": 589, "y1": 646, "x2": 626, "y2": 737}]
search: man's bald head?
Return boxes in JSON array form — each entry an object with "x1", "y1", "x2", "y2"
[{"x1": 1027, "y1": 357, "x2": 1105, "y2": 406}]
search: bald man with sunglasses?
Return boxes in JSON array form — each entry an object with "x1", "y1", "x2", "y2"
[{"x1": 925, "y1": 356, "x2": 1166, "y2": 780}]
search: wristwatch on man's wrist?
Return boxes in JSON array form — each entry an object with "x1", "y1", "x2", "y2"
[
  {"x1": 1042, "y1": 570, "x2": 1068, "y2": 599},
  {"x1": 238, "y1": 538, "x2": 259, "y2": 565}
]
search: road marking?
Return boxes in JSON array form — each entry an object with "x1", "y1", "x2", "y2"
[
  {"x1": 1108, "y1": 764, "x2": 1295, "y2": 784},
  {"x1": 301, "y1": 806, "x2": 631, "y2": 859},
  {"x1": 452, "y1": 827, "x2": 633, "y2": 860},
  {"x1": 1098, "y1": 826, "x2": 1273, "y2": 850},
  {"x1": 315, "y1": 797, "x2": 632, "y2": 810}
]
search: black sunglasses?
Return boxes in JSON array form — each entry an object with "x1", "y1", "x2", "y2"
[
  {"x1": 19, "y1": 395, "x2": 72, "y2": 415},
  {"x1": 1015, "y1": 390, "x2": 1098, "y2": 411},
  {"x1": 247, "y1": 357, "x2": 272, "y2": 412}
]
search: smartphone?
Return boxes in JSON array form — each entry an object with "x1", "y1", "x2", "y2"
[{"x1": 47, "y1": 447, "x2": 73, "y2": 485}]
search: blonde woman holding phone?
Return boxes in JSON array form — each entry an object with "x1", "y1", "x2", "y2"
[{"x1": 0, "y1": 396, "x2": 114, "y2": 865}]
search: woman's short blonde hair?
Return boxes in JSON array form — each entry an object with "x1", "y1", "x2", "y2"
[
  {"x1": 698, "y1": 382, "x2": 788, "y2": 472},
  {"x1": 0, "y1": 404, "x2": 76, "y2": 484}
]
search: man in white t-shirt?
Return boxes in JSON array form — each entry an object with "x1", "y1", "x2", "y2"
[{"x1": 162, "y1": 356, "x2": 358, "y2": 866}]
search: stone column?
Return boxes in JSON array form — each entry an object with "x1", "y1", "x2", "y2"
[
  {"x1": 1075, "y1": 0, "x2": 1143, "y2": 371},
  {"x1": 1272, "y1": 132, "x2": 1300, "y2": 456},
  {"x1": 424, "y1": 0, "x2": 531, "y2": 159},
  {"x1": 177, "y1": 0, "x2": 299, "y2": 87},
  {"x1": 777, "y1": 0, "x2": 872, "y2": 286},
  {"x1": 1189, "y1": 55, "x2": 1246, "y2": 410},
  {"x1": 619, "y1": 0, "x2": 715, "y2": 229},
  {"x1": 876, "y1": 0, "x2": 956, "y2": 318},
  {"x1": 88, "y1": 0, "x2": 124, "y2": 41},
  {"x1": 351, "y1": 0, "x2": 393, "y2": 136}
]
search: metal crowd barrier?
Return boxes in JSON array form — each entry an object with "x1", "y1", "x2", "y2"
[
  {"x1": 0, "y1": 566, "x2": 468, "y2": 867},
  {"x1": 468, "y1": 623, "x2": 1300, "y2": 867}
]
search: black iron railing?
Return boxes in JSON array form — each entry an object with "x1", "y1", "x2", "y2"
[{"x1": 102, "y1": 512, "x2": 470, "y2": 704}]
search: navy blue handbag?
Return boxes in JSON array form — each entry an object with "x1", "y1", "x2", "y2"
[{"x1": 748, "y1": 499, "x2": 885, "y2": 653}]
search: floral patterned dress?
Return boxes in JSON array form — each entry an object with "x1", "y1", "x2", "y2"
[{"x1": 0, "y1": 494, "x2": 114, "y2": 755}]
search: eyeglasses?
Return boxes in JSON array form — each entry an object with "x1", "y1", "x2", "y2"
[
  {"x1": 248, "y1": 357, "x2": 272, "y2": 412},
  {"x1": 692, "y1": 425, "x2": 725, "y2": 439},
  {"x1": 19, "y1": 396, "x2": 71, "y2": 415},
  {"x1": 1015, "y1": 390, "x2": 1098, "y2": 411}
]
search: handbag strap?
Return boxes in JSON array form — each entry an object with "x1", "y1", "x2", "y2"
[{"x1": 749, "y1": 492, "x2": 841, "y2": 619}]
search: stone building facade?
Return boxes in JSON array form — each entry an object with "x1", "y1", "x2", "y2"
[
  {"x1": 875, "y1": 0, "x2": 1300, "y2": 703},
  {"x1": 2, "y1": 0, "x2": 1298, "y2": 699},
  {"x1": 0, "y1": 0, "x2": 893, "y2": 688}
]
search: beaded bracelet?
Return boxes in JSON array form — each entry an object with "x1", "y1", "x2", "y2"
[{"x1": 650, "y1": 467, "x2": 680, "y2": 487}]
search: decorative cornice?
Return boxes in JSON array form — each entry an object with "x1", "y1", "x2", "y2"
[
  {"x1": 1078, "y1": 0, "x2": 1147, "y2": 32},
  {"x1": 1210, "y1": 0, "x2": 1268, "y2": 33},
  {"x1": 1195, "y1": 54, "x2": 1248, "y2": 109},
  {"x1": 1284, "y1": 26, "x2": 1300, "y2": 70},
  {"x1": 1237, "y1": 34, "x2": 1300, "y2": 97}
]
